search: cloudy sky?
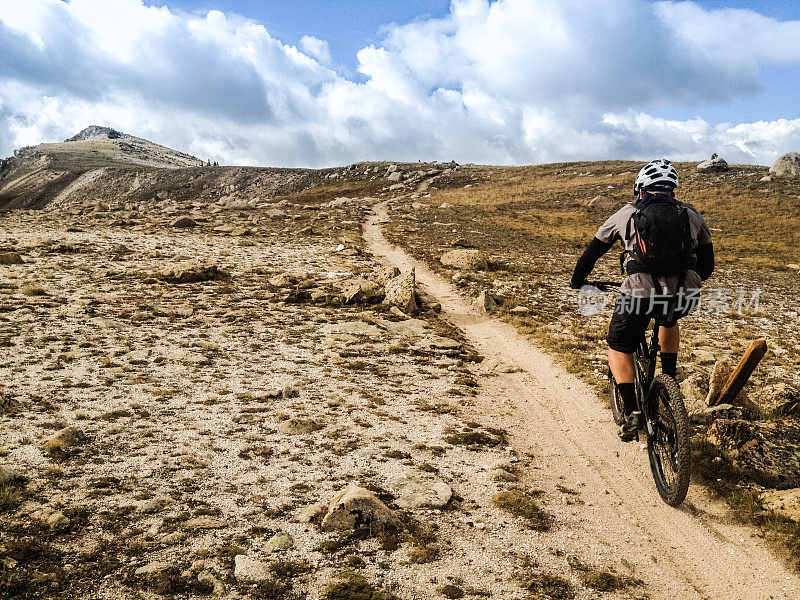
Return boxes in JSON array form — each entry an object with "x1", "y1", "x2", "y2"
[{"x1": 0, "y1": 0, "x2": 799, "y2": 167}]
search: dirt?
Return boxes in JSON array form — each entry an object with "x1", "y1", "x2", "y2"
[{"x1": 365, "y1": 201, "x2": 800, "y2": 600}]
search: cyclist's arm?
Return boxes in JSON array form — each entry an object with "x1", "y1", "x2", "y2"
[
  {"x1": 695, "y1": 242, "x2": 714, "y2": 281},
  {"x1": 570, "y1": 237, "x2": 613, "y2": 288}
]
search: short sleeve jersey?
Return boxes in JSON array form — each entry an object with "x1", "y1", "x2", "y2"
[{"x1": 594, "y1": 201, "x2": 712, "y2": 298}]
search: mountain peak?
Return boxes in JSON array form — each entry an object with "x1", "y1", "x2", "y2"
[{"x1": 65, "y1": 125, "x2": 126, "y2": 142}]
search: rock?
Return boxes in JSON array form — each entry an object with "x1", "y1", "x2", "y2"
[
  {"x1": 384, "y1": 269, "x2": 418, "y2": 314},
  {"x1": 266, "y1": 208, "x2": 287, "y2": 219},
  {"x1": 389, "y1": 183, "x2": 405, "y2": 191},
  {"x1": 46, "y1": 510, "x2": 70, "y2": 531},
  {"x1": 0, "y1": 252, "x2": 24, "y2": 265},
  {"x1": 387, "y1": 171, "x2": 402, "y2": 182},
  {"x1": 386, "y1": 164, "x2": 398, "y2": 173},
  {"x1": 451, "y1": 238, "x2": 473, "y2": 248},
  {"x1": 491, "y1": 468, "x2": 519, "y2": 482},
  {"x1": 157, "y1": 261, "x2": 225, "y2": 284},
  {"x1": 296, "y1": 501, "x2": 328, "y2": 524},
  {"x1": 759, "y1": 175, "x2": 772, "y2": 182},
  {"x1": 787, "y1": 264, "x2": 800, "y2": 271},
  {"x1": 474, "y1": 290, "x2": 498, "y2": 313},
  {"x1": 381, "y1": 318, "x2": 428, "y2": 337},
  {"x1": 510, "y1": 305, "x2": 530, "y2": 314},
  {"x1": 751, "y1": 383, "x2": 800, "y2": 416},
  {"x1": 705, "y1": 360, "x2": 731, "y2": 406},
  {"x1": 769, "y1": 152, "x2": 800, "y2": 178},
  {"x1": 268, "y1": 272, "x2": 294, "y2": 287},
  {"x1": 277, "y1": 418, "x2": 322, "y2": 435},
  {"x1": 697, "y1": 155, "x2": 729, "y2": 172},
  {"x1": 761, "y1": 488, "x2": 800, "y2": 522},
  {"x1": 690, "y1": 403, "x2": 742, "y2": 425},
  {"x1": 172, "y1": 217, "x2": 197, "y2": 228},
  {"x1": 388, "y1": 306, "x2": 407, "y2": 318},
  {"x1": 587, "y1": 195, "x2": 622, "y2": 209},
  {"x1": 373, "y1": 266, "x2": 401, "y2": 285},
  {"x1": 264, "y1": 531, "x2": 293, "y2": 552},
  {"x1": 182, "y1": 517, "x2": 226, "y2": 530},
  {"x1": 321, "y1": 321, "x2": 381, "y2": 338},
  {"x1": 234, "y1": 555, "x2": 272, "y2": 583},
  {"x1": 340, "y1": 278, "x2": 383, "y2": 304},
  {"x1": 692, "y1": 349, "x2": 715, "y2": 364},
  {"x1": 0, "y1": 464, "x2": 17, "y2": 484},
  {"x1": 321, "y1": 484, "x2": 401, "y2": 532},
  {"x1": 41, "y1": 426, "x2": 84, "y2": 454},
  {"x1": 440, "y1": 249, "x2": 489, "y2": 271},
  {"x1": 415, "y1": 287, "x2": 441, "y2": 313},
  {"x1": 135, "y1": 562, "x2": 170, "y2": 577},
  {"x1": 681, "y1": 372, "x2": 708, "y2": 414},
  {"x1": 388, "y1": 471, "x2": 453, "y2": 510},
  {"x1": 167, "y1": 349, "x2": 210, "y2": 365}
]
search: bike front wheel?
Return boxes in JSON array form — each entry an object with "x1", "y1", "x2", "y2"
[{"x1": 646, "y1": 374, "x2": 690, "y2": 506}]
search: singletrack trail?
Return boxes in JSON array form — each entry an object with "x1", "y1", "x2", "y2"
[{"x1": 365, "y1": 201, "x2": 799, "y2": 600}]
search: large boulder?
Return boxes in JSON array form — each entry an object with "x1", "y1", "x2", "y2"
[
  {"x1": 384, "y1": 269, "x2": 418, "y2": 314},
  {"x1": 321, "y1": 484, "x2": 400, "y2": 532},
  {"x1": 440, "y1": 249, "x2": 489, "y2": 271},
  {"x1": 696, "y1": 154, "x2": 729, "y2": 172},
  {"x1": 769, "y1": 152, "x2": 800, "y2": 178}
]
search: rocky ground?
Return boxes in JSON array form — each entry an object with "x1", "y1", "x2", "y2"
[{"x1": 0, "y1": 174, "x2": 651, "y2": 599}]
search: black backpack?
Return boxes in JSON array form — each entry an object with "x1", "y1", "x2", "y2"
[{"x1": 627, "y1": 192, "x2": 693, "y2": 276}]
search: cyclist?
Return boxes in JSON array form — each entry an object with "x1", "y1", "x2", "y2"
[{"x1": 570, "y1": 159, "x2": 715, "y2": 441}]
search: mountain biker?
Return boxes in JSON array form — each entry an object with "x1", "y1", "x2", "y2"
[{"x1": 569, "y1": 159, "x2": 715, "y2": 441}]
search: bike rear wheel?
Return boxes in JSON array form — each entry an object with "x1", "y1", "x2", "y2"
[
  {"x1": 608, "y1": 369, "x2": 625, "y2": 426},
  {"x1": 646, "y1": 374, "x2": 690, "y2": 506}
]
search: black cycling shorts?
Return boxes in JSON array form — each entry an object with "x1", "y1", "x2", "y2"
[{"x1": 607, "y1": 293, "x2": 697, "y2": 354}]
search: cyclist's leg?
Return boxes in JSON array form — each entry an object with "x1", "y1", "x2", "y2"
[
  {"x1": 659, "y1": 322, "x2": 679, "y2": 377},
  {"x1": 608, "y1": 349, "x2": 634, "y2": 384},
  {"x1": 659, "y1": 322, "x2": 679, "y2": 352},
  {"x1": 607, "y1": 294, "x2": 650, "y2": 417}
]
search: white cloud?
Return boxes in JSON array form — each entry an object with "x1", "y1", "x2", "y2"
[
  {"x1": 0, "y1": 0, "x2": 799, "y2": 167},
  {"x1": 300, "y1": 35, "x2": 332, "y2": 65}
]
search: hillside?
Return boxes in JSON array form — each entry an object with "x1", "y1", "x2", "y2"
[{"x1": 2, "y1": 138, "x2": 800, "y2": 600}]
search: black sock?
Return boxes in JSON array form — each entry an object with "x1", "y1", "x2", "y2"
[
  {"x1": 661, "y1": 353, "x2": 678, "y2": 378},
  {"x1": 617, "y1": 383, "x2": 637, "y2": 415}
]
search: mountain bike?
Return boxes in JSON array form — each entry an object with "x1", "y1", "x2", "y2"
[{"x1": 586, "y1": 281, "x2": 691, "y2": 506}]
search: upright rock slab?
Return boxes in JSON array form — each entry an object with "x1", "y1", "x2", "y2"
[{"x1": 384, "y1": 268, "x2": 418, "y2": 314}]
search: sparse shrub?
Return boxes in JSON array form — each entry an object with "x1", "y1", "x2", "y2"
[
  {"x1": 324, "y1": 571, "x2": 398, "y2": 600},
  {"x1": 492, "y1": 490, "x2": 552, "y2": 530},
  {"x1": 581, "y1": 569, "x2": 642, "y2": 592},
  {"x1": 524, "y1": 573, "x2": 574, "y2": 599}
]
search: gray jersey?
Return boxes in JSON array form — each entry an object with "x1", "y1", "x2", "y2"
[{"x1": 595, "y1": 202, "x2": 712, "y2": 298}]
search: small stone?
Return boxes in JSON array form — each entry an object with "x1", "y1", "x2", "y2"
[
  {"x1": 234, "y1": 555, "x2": 272, "y2": 583},
  {"x1": 172, "y1": 217, "x2": 198, "y2": 228},
  {"x1": 474, "y1": 290, "x2": 498, "y2": 313},
  {"x1": 46, "y1": 510, "x2": 70, "y2": 531},
  {"x1": 277, "y1": 418, "x2": 321, "y2": 435},
  {"x1": 41, "y1": 426, "x2": 84, "y2": 454},
  {"x1": 135, "y1": 562, "x2": 170, "y2": 577},
  {"x1": 440, "y1": 249, "x2": 489, "y2": 271},
  {"x1": 388, "y1": 471, "x2": 453, "y2": 509},
  {"x1": 264, "y1": 531, "x2": 294, "y2": 552},
  {"x1": 510, "y1": 306, "x2": 529, "y2": 314},
  {"x1": 492, "y1": 468, "x2": 519, "y2": 482},
  {"x1": 296, "y1": 501, "x2": 328, "y2": 523},
  {"x1": 321, "y1": 484, "x2": 400, "y2": 532},
  {"x1": 692, "y1": 349, "x2": 715, "y2": 364},
  {"x1": 0, "y1": 252, "x2": 24, "y2": 265}
]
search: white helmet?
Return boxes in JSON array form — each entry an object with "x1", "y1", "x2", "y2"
[{"x1": 634, "y1": 159, "x2": 679, "y2": 195}]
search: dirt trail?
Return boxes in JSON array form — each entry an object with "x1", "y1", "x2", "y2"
[{"x1": 365, "y1": 201, "x2": 799, "y2": 600}]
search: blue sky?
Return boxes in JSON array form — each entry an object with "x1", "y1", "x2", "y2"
[{"x1": 1, "y1": 0, "x2": 800, "y2": 167}]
